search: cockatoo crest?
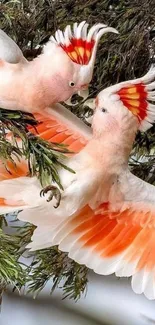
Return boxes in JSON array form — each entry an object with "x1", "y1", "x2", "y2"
[
  {"x1": 97, "y1": 67, "x2": 155, "y2": 132},
  {"x1": 50, "y1": 21, "x2": 118, "y2": 84}
]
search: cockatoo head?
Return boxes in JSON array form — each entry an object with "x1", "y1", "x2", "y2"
[
  {"x1": 92, "y1": 84, "x2": 140, "y2": 137},
  {"x1": 93, "y1": 67, "x2": 155, "y2": 136},
  {"x1": 46, "y1": 21, "x2": 118, "y2": 102}
]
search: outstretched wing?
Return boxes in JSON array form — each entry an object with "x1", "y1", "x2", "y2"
[
  {"x1": 29, "y1": 169, "x2": 155, "y2": 300},
  {"x1": 0, "y1": 104, "x2": 92, "y2": 179},
  {"x1": 31, "y1": 104, "x2": 92, "y2": 151},
  {"x1": 0, "y1": 29, "x2": 27, "y2": 64},
  {"x1": 98, "y1": 67, "x2": 155, "y2": 131}
]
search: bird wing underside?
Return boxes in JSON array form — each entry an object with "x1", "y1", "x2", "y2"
[{"x1": 27, "y1": 170, "x2": 155, "y2": 299}]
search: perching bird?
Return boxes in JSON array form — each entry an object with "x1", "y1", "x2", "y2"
[
  {"x1": 0, "y1": 22, "x2": 118, "y2": 113},
  {"x1": 1, "y1": 68, "x2": 155, "y2": 299}
]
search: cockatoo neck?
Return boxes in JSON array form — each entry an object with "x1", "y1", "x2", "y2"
[{"x1": 89, "y1": 112, "x2": 138, "y2": 166}]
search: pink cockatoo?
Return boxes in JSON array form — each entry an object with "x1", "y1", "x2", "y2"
[
  {"x1": 0, "y1": 22, "x2": 118, "y2": 113},
  {"x1": 1, "y1": 68, "x2": 155, "y2": 299}
]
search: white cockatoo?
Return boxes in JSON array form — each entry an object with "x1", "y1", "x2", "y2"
[{"x1": 0, "y1": 22, "x2": 118, "y2": 113}]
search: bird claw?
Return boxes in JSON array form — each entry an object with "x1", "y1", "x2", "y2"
[{"x1": 40, "y1": 185, "x2": 61, "y2": 208}]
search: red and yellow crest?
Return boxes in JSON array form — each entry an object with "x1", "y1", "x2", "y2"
[{"x1": 117, "y1": 83, "x2": 148, "y2": 121}]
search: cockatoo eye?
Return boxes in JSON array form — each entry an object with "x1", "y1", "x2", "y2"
[
  {"x1": 69, "y1": 81, "x2": 75, "y2": 87},
  {"x1": 102, "y1": 108, "x2": 107, "y2": 113}
]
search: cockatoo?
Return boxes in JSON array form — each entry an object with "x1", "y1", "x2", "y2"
[
  {"x1": 0, "y1": 22, "x2": 118, "y2": 113},
  {"x1": 1, "y1": 68, "x2": 155, "y2": 299}
]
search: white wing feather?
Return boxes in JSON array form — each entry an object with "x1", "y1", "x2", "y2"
[{"x1": 0, "y1": 29, "x2": 27, "y2": 63}]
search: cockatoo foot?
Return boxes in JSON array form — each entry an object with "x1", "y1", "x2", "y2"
[{"x1": 40, "y1": 185, "x2": 61, "y2": 208}]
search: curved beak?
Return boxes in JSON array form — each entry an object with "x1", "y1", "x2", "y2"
[
  {"x1": 64, "y1": 87, "x2": 89, "y2": 106},
  {"x1": 78, "y1": 88, "x2": 89, "y2": 100}
]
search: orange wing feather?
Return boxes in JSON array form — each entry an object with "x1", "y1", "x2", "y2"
[
  {"x1": 48, "y1": 198, "x2": 155, "y2": 299},
  {"x1": 0, "y1": 105, "x2": 91, "y2": 180}
]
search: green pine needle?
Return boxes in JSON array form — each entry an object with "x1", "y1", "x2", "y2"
[
  {"x1": 27, "y1": 247, "x2": 88, "y2": 301},
  {"x1": 0, "y1": 227, "x2": 26, "y2": 289},
  {"x1": 0, "y1": 108, "x2": 74, "y2": 188}
]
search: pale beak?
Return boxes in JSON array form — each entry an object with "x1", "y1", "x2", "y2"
[
  {"x1": 64, "y1": 85, "x2": 89, "y2": 106},
  {"x1": 78, "y1": 87, "x2": 89, "y2": 100},
  {"x1": 64, "y1": 97, "x2": 73, "y2": 106}
]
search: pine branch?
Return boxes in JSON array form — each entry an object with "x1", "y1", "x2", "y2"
[
  {"x1": 0, "y1": 219, "x2": 26, "y2": 290},
  {"x1": 0, "y1": 108, "x2": 74, "y2": 188},
  {"x1": 27, "y1": 247, "x2": 88, "y2": 300},
  {"x1": 24, "y1": 135, "x2": 74, "y2": 188},
  {"x1": 0, "y1": 219, "x2": 88, "y2": 301}
]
